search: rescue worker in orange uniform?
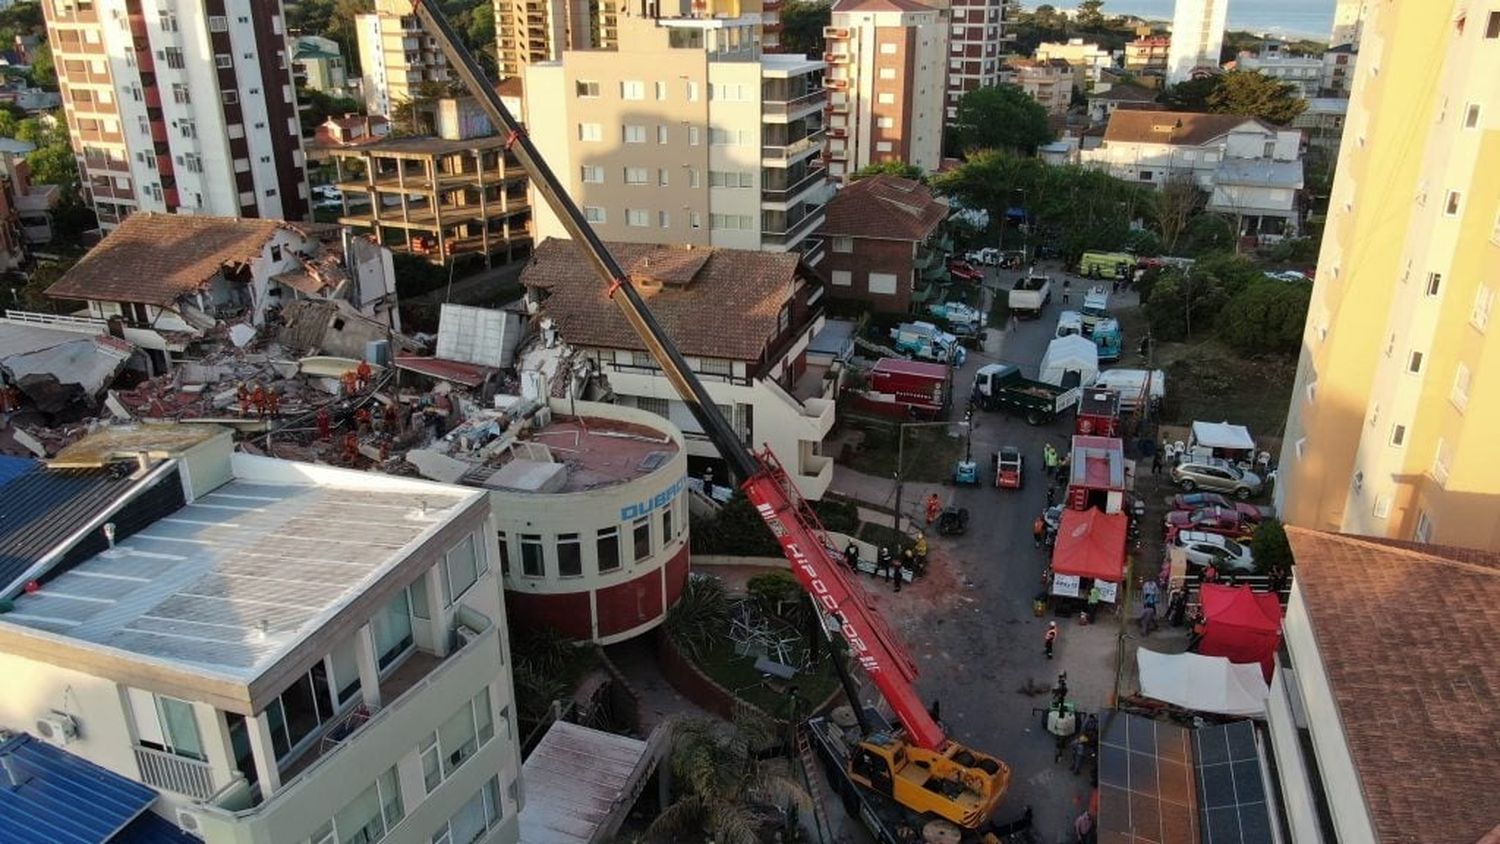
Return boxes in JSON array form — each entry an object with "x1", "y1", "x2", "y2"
[
  {"x1": 355, "y1": 360, "x2": 373, "y2": 391},
  {"x1": 925, "y1": 492, "x2": 942, "y2": 525}
]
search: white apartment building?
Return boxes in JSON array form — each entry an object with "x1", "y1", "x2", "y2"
[
  {"x1": 525, "y1": 15, "x2": 830, "y2": 260},
  {"x1": 1165, "y1": 0, "x2": 1227, "y2": 84},
  {"x1": 43, "y1": 0, "x2": 310, "y2": 228},
  {"x1": 944, "y1": 0, "x2": 1016, "y2": 119},
  {"x1": 0, "y1": 425, "x2": 523, "y2": 844},
  {"x1": 1321, "y1": 43, "x2": 1358, "y2": 96},
  {"x1": 1329, "y1": 0, "x2": 1368, "y2": 48},
  {"x1": 357, "y1": 0, "x2": 452, "y2": 118},
  {"x1": 1232, "y1": 51, "x2": 1324, "y2": 98},
  {"x1": 824, "y1": 0, "x2": 948, "y2": 179},
  {"x1": 1035, "y1": 38, "x2": 1114, "y2": 91},
  {"x1": 1008, "y1": 57, "x2": 1073, "y2": 115},
  {"x1": 522, "y1": 238, "x2": 837, "y2": 498}
]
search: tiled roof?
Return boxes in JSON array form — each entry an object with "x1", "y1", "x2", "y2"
[
  {"x1": 820, "y1": 175, "x2": 948, "y2": 242},
  {"x1": 1092, "y1": 83, "x2": 1160, "y2": 103},
  {"x1": 1285, "y1": 528, "x2": 1500, "y2": 844},
  {"x1": 0, "y1": 458, "x2": 138, "y2": 594},
  {"x1": 831, "y1": 0, "x2": 935, "y2": 13},
  {"x1": 521, "y1": 238, "x2": 803, "y2": 362},
  {"x1": 0, "y1": 733, "x2": 160, "y2": 844},
  {"x1": 44, "y1": 213, "x2": 292, "y2": 306},
  {"x1": 1102, "y1": 110, "x2": 1271, "y2": 146}
]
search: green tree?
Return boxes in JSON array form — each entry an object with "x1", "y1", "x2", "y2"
[
  {"x1": 1144, "y1": 252, "x2": 1260, "y2": 340},
  {"x1": 851, "y1": 160, "x2": 923, "y2": 182},
  {"x1": 648, "y1": 711, "x2": 812, "y2": 844},
  {"x1": 464, "y1": 1, "x2": 496, "y2": 46},
  {"x1": 1217, "y1": 278, "x2": 1312, "y2": 355},
  {"x1": 25, "y1": 143, "x2": 77, "y2": 187},
  {"x1": 1250, "y1": 519, "x2": 1294, "y2": 575},
  {"x1": 951, "y1": 85, "x2": 1053, "y2": 154},
  {"x1": 1161, "y1": 75, "x2": 1220, "y2": 111},
  {"x1": 780, "y1": 0, "x2": 831, "y2": 57},
  {"x1": 299, "y1": 88, "x2": 364, "y2": 133},
  {"x1": 28, "y1": 42, "x2": 54, "y2": 91},
  {"x1": 1207, "y1": 70, "x2": 1307, "y2": 124},
  {"x1": 1154, "y1": 174, "x2": 1204, "y2": 253},
  {"x1": 1076, "y1": 0, "x2": 1106, "y2": 28}
]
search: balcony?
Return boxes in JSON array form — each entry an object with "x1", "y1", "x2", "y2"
[
  {"x1": 762, "y1": 129, "x2": 825, "y2": 165},
  {"x1": 827, "y1": 126, "x2": 846, "y2": 139},
  {"x1": 762, "y1": 89, "x2": 825, "y2": 120},
  {"x1": 135, "y1": 746, "x2": 216, "y2": 800},
  {"x1": 822, "y1": 77, "x2": 848, "y2": 91},
  {"x1": 823, "y1": 26, "x2": 849, "y2": 39},
  {"x1": 822, "y1": 52, "x2": 849, "y2": 64},
  {"x1": 762, "y1": 166, "x2": 827, "y2": 204},
  {"x1": 762, "y1": 207, "x2": 825, "y2": 247}
]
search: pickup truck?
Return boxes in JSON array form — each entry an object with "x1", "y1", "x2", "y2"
[
  {"x1": 971, "y1": 363, "x2": 1080, "y2": 425},
  {"x1": 1007, "y1": 273, "x2": 1052, "y2": 318},
  {"x1": 926, "y1": 301, "x2": 983, "y2": 332},
  {"x1": 890, "y1": 321, "x2": 967, "y2": 366}
]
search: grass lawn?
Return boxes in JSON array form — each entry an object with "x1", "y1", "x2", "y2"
[
  {"x1": 693, "y1": 634, "x2": 843, "y2": 718},
  {"x1": 842, "y1": 422, "x2": 967, "y2": 484}
]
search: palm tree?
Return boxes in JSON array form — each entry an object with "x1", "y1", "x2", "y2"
[{"x1": 647, "y1": 708, "x2": 813, "y2": 844}]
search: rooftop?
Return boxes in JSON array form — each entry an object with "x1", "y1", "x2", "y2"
[
  {"x1": 820, "y1": 175, "x2": 949, "y2": 242},
  {"x1": 831, "y1": 0, "x2": 936, "y2": 13},
  {"x1": 1091, "y1": 82, "x2": 1159, "y2": 103},
  {"x1": 0, "y1": 456, "x2": 142, "y2": 596},
  {"x1": 1211, "y1": 158, "x2": 1304, "y2": 189},
  {"x1": 310, "y1": 129, "x2": 516, "y2": 156},
  {"x1": 0, "y1": 459, "x2": 479, "y2": 696},
  {"x1": 518, "y1": 721, "x2": 660, "y2": 844},
  {"x1": 409, "y1": 408, "x2": 679, "y2": 494},
  {"x1": 1102, "y1": 110, "x2": 1271, "y2": 146},
  {"x1": 44, "y1": 214, "x2": 333, "y2": 307},
  {"x1": 522, "y1": 238, "x2": 807, "y2": 363},
  {"x1": 1285, "y1": 528, "x2": 1500, "y2": 844}
]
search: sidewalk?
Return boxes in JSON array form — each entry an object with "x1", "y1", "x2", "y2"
[{"x1": 829, "y1": 464, "x2": 950, "y2": 534}]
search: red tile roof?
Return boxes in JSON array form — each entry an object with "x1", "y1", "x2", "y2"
[
  {"x1": 1285, "y1": 528, "x2": 1500, "y2": 844},
  {"x1": 521, "y1": 238, "x2": 806, "y2": 362},
  {"x1": 831, "y1": 0, "x2": 936, "y2": 12},
  {"x1": 1102, "y1": 109, "x2": 1271, "y2": 146},
  {"x1": 44, "y1": 214, "x2": 305, "y2": 307},
  {"x1": 820, "y1": 175, "x2": 948, "y2": 242}
]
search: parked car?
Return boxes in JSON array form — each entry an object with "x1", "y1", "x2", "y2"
[
  {"x1": 1170, "y1": 458, "x2": 1263, "y2": 499},
  {"x1": 1171, "y1": 530, "x2": 1256, "y2": 571},
  {"x1": 1166, "y1": 494, "x2": 1274, "y2": 520},
  {"x1": 966, "y1": 247, "x2": 1000, "y2": 266},
  {"x1": 1165, "y1": 505, "x2": 1258, "y2": 539}
]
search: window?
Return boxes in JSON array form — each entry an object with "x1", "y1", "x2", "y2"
[
  {"x1": 831, "y1": 270, "x2": 852, "y2": 286},
  {"x1": 624, "y1": 167, "x2": 649, "y2": 185},
  {"x1": 597, "y1": 527, "x2": 621, "y2": 572},
  {"x1": 576, "y1": 80, "x2": 600, "y2": 97},
  {"x1": 494, "y1": 532, "x2": 511, "y2": 575},
  {"x1": 183, "y1": 153, "x2": 203, "y2": 174},
  {"x1": 128, "y1": 691, "x2": 204, "y2": 761},
  {"x1": 633, "y1": 517, "x2": 651, "y2": 561},
  {"x1": 1465, "y1": 104, "x2": 1481, "y2": 128},
  {"x1": 662, "y1": 506, "x2": 674, "y2": 545},
  {"x1": 689, "y1": 125, "x2": 701, "y2": 146},
  {"x1": 430, "y1": 776, "x2": 504, "y2": 844},
  {"x1": 1372, "y1": 494, "x2": 1392, "y2": 519},
  {"x1": 688, "y1": 168, "x2": 700, "y2": 188},
  {"x1": 709, "y1": 213, "x2": 754, "y2": 230},
  {"x1": 421, "y1": 689, "x2": 493, "y2": 791},
  {"x1": 581, "y1": 165, "x2": 604, "y2": 183},
  {"x1": 626, "y1": 208, "x2": 650, "y2": 227},
  {"x1": 222, "y1": 90, "x2": 238, "y2": 105},
  {"x1": 1390, "y1": 424, "x2": 1407, "y2": 447},
  {"x1": 179, "y1": 120, "x2": 197, "y2": 139},
  {"x1": 328, "y1": 766, "x2": 403, "y2": 844},
  {"x1": 686, "y1": 81, "x2": 700, "y2": 101},
  {"x1": 877, "y1": 92, "x2": 895, "y2": 104},
  {"x1": 657, "y1": 124, "x2": 669, "y2": 144},
  {"x1": 208, "y1": 14, "x2": 227, "y2": 31},
  {"x1": 1473, "y1": 285, "x2": 1494, "y2": 331},
  {"x1": 876, "y1": 116, "x2": 895, "y2": 129},
  {"x1": 689, "y1": 210, "x2": 702, "y2": 229},
  {"x1": 709, "y1": 170, "x2": 752, "y2": 188},
  {"x1": 655, "y1": 80, "x2": 668, "y2": 100},
  {"x1": 621, "y1": 80, "x2": 645, "y2": 100},
  {"x1": 579, "y1": 123, "x2": 602, "y2": 142},
  {"x1": 1433, "y1": 438, "x2": 1452, "y2": 485},
  {"x1": 1426, "y1": 272, "x2": 1442, "y2": 296},
  {"x1": 658, "y1": 210, "x2": 671, "y2": 228},
  {"x1": 443, "y1": 534, "x2": 483, "y2": 603},
  {"x1": 372, "y1": 590, "x2": 414, "y2": 669},
  {"x1": 1451, "y1": 362, "x2": 1471, "y2": 411},
  {"x1": 868, "y1": 272, "x2": 898, "y2": 295},
  {"x1": 1408, "y1": 350, "x2": 1424, "y2": 373},
  {"x1": 831, "y1": 236, "x2": 853, "y2": 253},
  {"x1": 623, "y1": 124, "x2": 647, "y2": 143},
  {"x1": 1415, "y1": 510, "x2": 1434, "y2": 544},
  {"x1": 158, "y1": 11, "x2": 177, "y2": 31},
  {"x1": 520, "y1": 534, "x2": 544, "y2": 576},
  {"x1": 583, "y1": 206, "x2": 606, "y2": 223},
  {"x1": 1445, "y1": 191, "x2": 1461, "y2": 215},
  {"x1": 658, "y1": 168, "x2": 669, "y2": 186},
  {"x1": 213, "y1": 53, "x2": 231, "y2": 69},
  {"x1": 557, "y1": 533, "x2": 582, "y2": 577},
  {"x1": 875, "y1": 141, "x2": 893, "y2": 152},
  {"x1": 1138, "y1": 170, "x2": 1153, "y2": 181},
  {"x1": 880, "y1": 43, "x2": 898, "y2": 54},
  {"x1": 1486, "y1": 11, "x2": 1500, "y2": 38},
  {"x1": 171, "y1": 83, "x2": 190, "y2": 104},
  {"x1": 877, "y1": 66, "x2": 897, "y2": 80}
]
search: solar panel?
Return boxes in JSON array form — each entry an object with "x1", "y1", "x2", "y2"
[
  {"x1": 1097, "y1": 713, "x2": 1200, "y2": 843},
  {"x1": 1195, "y1": 720, "x2": 1275, "y2": 844}
]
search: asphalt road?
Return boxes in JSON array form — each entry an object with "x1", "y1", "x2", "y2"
[{"x1": 837, "y1": 263, "x2": 1137, "y2": 843}]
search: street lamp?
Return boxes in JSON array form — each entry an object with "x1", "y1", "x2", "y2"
[{"x1": 892, "y1": 416, "x2": 971, "y2": 532}]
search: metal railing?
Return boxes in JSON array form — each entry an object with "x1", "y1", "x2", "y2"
[
  {"x1": 135, "y1": 745, "x2": 216, "y2": 800},
  {"x1": 4, "y1": 309, "x2": 108, "y2": 328},
  {"x1": 761, "y1": 208, "x2": 825, "y2": 245},
  {"x1": 762, "y1": 129, "x2": 825, "y2": 161},
  {"x1": 762, "y1": 166, "x2": 827, "y2": 203},
  {"x1": 762, "y1": 89, "x2": 825, "y2": 117}
]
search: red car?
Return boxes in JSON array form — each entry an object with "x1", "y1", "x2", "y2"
[
  {"x1": 948, "y1": 260, "x2": 984, "y2": 282},
  {"x1": 1164, "y1": 505, "x2": 1259, "y2": 539},
  {"x1": 1164, "y1": 493, "x2": 1275, "y2": 520}
]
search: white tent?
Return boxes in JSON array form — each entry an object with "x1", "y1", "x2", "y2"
[
  {"x1": 1191, "y1": 421, "x2": 1255, "y2": 452},
  {"x1": 1136, "y1": 649, "x2": 1269, "y2": 717},
  {"x1": 1038, "y1": 335, "x2": 1099, "y2": 388}
]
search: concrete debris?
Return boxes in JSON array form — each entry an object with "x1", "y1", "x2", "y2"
[
  {"x1": 1, "y1": 335, "x2": 133, "y2": 414},
  {"x1": 406, "y1": 448, "x2": 471, "y2": 484},
  {"x1": 229, "y1": 324, "x2": 257, "y2": 347}
]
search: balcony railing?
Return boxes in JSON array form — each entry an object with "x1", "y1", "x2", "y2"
[
  {"x1": 135, "y1": 746, "x2": 217, "y2": 800},
  {"x1": 762, "y1": 89, "x2": 825, "y2": 117},
  {"x1": 762, "y1": 208, "x2": 825, "y2": 246},
  {"x1": 762, "y1": 166, "x2": 827, "y2": 204},
  {"x1": 762, "y1": 129, "x2": 825, "y2": 162}
]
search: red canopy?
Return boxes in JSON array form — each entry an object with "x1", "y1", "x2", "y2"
[
  {"x1": 1198, "y1": 584, "x2": 1283, "y2": 681},
  {"x1": 1051, "y1": 507, "x2": 1127, "y2": 581}
]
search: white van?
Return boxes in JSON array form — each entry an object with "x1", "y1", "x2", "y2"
[{"x1": 1055, "y1": 310, "x2": 1083, "y2": 338}]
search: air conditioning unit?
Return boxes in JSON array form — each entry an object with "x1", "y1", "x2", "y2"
[
  {"x1": 33, "y1": 712, "x2": 77, "y2": 746},
  {"x1": 175, "y1": 807, "x2": 205, "y2": 839},
  {"x1": 454, "y1": 624, "x2": 480, "y2": 648}
]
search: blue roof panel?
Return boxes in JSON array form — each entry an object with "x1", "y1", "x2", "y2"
[
  {"x1": 0, "y1": 455, "x2": 34, "y2": 487},
  {"x1": 0, "y1": 462, "x2": 138, "y2": 594},
  {"x1": 0, "y1": 734, "x2": 157, "y2": 844},
  {"x1": 111, "y1": 809, "x2": 202, "y2": 844}
]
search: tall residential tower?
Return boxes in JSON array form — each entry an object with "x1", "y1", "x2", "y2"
[{"x1": 1165, "y1": 0, "x2": 1227, "y2": 84}]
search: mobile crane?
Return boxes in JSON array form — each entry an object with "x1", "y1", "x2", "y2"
[{"x1": 409, "y1": 0, "x2": 1012, "y2": 829}]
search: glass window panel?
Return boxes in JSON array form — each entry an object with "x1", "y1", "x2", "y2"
[
  {"x1": 373, "y1": 591, "x2": 413, "y2": 670},
  {"x1": 557, "y1": 534, "x2": 582, "y2": 577},
  {"x1": 475, "y1": 689, "x2": 494, "y2": 745},
  {"x1": 438, "y1": 700, "x2": 478, "y2": 776},
  {"x1": 633, "y1": 518, "x2": 651, "y2": 561},
  {"x1": 445, "y1": 534, "x2": 480, "y2": 600},
  {"x1": 266, "y1": 699, "x2": 291, "y2": 758},
  {"x1": 597, "y1": 528, "x2": 620, "y2": 573},
  {"x1": 279, "y1": 672, "x2": 322, "y2": 752},
  {"x1": 409, "y1": 575, "x2": 430, "y2": 621},
  {"x1": 379, "y1": 765, "x2": 404, "y2": 828},
  {"x1": 520, "y1": 534, "x2": 544, "y2": 577},
  {"x1": 157, "y1": 696, "x2": 205, "y2": 761},
  {"x1": 335, "y1": 777, "x2": 385, "y2": 844},
  {"x1": 421, "y1": 732, "x2": 441, "y2": 792},
  {"x1": 330, "y1": 636, "x2": 362, "y2": 705},
  {"x1": 496, "y1": 532, "x2": 510, "y2": 575},
  {"x1": 448, "y1": 783, "x2": 488, "y2": 844}
]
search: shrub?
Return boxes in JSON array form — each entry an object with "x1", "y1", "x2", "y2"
[
  {"x1": 1251, "y1": 519, "x2": 1294, "y2": 576},
  {"x1": 666, "y1": 574, "x2": 731, "y2": 659},
  {"x1": 1217, "y1": 279, "x2": 1313, "y2": 355}
]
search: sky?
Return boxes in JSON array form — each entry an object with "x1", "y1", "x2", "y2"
[{"x1": 1021, "y1": 0, "x2": 1338, "y2": 41}]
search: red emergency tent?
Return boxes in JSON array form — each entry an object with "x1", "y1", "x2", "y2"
[
  {"x1": 1051, "y1": 507, "x2": 1127, "y2": 581},
  {"x1": 1198, "y1": 584, "x2": 1283, "y2": 681}
]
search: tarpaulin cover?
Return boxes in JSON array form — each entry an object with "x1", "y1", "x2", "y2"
[
  {"x1": 1191, "y1": 421, "x2": 1255, "y2": 451},
  {"x1": 1137, "y1": 649, "x2": 1270, "y2": 716},
  {"x1": 1198, "y1": 584, "x2": 1283, "y2": 681},
  {"x1": 1051, "y1": 507, "x2": 1127, "y2": 581}
]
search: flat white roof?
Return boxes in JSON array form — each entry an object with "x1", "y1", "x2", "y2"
[
  {"x1": 1, "y1": 476, "x2": 474, "y2": 681},
  {"x1": 519, "y1": 722, "x2": 657, "y2": 844},
  {"x1": 761, "y1": 52, "x2": 825, "y2": 78}
]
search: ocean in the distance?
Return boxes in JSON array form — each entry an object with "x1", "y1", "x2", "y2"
[{"x1": 1024, "y1": 0, "x2": 1337, "y2": 41}]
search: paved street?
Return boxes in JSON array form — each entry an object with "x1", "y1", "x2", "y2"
[{"x1": 828, "y1": 264, "x2": 1154, "y2": 843}]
